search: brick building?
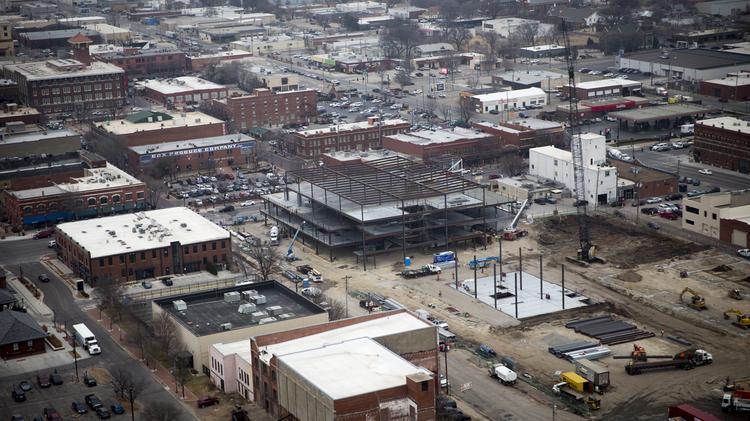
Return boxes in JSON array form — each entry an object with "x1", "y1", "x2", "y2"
[
  {"x1": 382, "y1": 126, "x2": 499, "y2": 164},
  {"x1": 55, "y1": 207, "x2": 231, "y2": 284},
  {"x1": 473, "y1": 118, "x2": 566, "y2": 152},
  {"x1": 608, "y1": 160, "x2": 678, "y2": 200},
  {"x1": 0, "y1": 152, "x2": 148, "y2": 227},
  {"x1": 18, "y1": 28, "x2": 102, "y2": 49},
  {"x1": 2, "y1": 34, "x2": 127, "y2": 116},
  {"x1": 127, "y1": 134, "x2": 256, "y2": 175},
  {"x1": 0, "y1": 310, "x2": 47, "y2": 359},
  {"x1": 212, "y1": 88, "x2": 317, "y2": 131},
  {"x1": 248, "y1": 310, "x2": 438, "y2": 420},
  {"x1": 694, "y1": 116, "x2": 750, "y2": 174},
  {"x1": 561, "y1": 78, "x2": 642, "y2": 99},
  {"x1": 0, "y1": 104, "x2": 41, "y2": 127},
  {"x1": 699, "y1": 72, "x2": 750, "y2": 101},
  {"x1": 95, "y1": 48, "x2": 187, "y2": 77},
  {"x1": 91, "y1": 110, "x2": 227, "y2": 149},
  {"x1": 720, "y1": 216, "x2": 750, "y2": 248},
  {"x1": 0, "y1": 127, "x2": 80, "y2": 159},
  {"x1": 682, "y1": 191, "x2": 750, "y2": 242},
  {"x1": 141, "y1": 76, "x2": 228, "y2": 106},
  {"x1": 292, "y1": 117, "x2": 410, "y2": 159}
]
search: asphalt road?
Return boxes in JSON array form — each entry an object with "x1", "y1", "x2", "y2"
[
  {"x1": 633, "y1": 147, "x2": 750, "y2": 191},
  {"x1": 0, "y1": 239, "x2": 197, "y2": 421}
]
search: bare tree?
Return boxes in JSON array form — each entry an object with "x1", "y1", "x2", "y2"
[
  {"x1": 327, "y1": 299, "x2": 347, "y2": 321},
  {"x1": 438, "y1": 102, "x2": 454, "y2": 122},
  {"x1": 94, "y1": 278, "x2": 124, "y2": 326},
  {"x1": 109, "y1": 366, "x2": 134, "y2": 400},
  {"x1": 151, "y1": 311, "x2": 180, "y2": 360},
  {"x1": 445, "y1": 27, "x2": 471, "y2": 53},
  {"x1": 380, "y1": 19, "x2": 421, "y2": 63},
  {"x1": 141, "y1": 175, "x2": 166, "y2": 210},
  {"x1": 142, "y1": 401, "x2": 183, "y2": 421},
  {"x1": 516, "y1": 22, "x2": 540, "y2": 46},
  {"x1": 458, "y1": 97, "x2": 473, "y2": 124},
  {"x1": 498, "y1": 152, "x2": 526, "y2": 176},
  {"x1": 246, "y1": 243, "x2": 281, "y2": 280}
]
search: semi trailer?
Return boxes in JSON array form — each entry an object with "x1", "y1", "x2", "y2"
[{"x1": 625, "y1": 348, "x2": 712, "y2": 375}]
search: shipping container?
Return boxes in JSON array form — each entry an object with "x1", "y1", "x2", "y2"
[
  {"x1": 560, "y1": 371, "x2": 589, "y2": 393},
  {"x1": 575, "y1": 359, "x2": 610, "y2": 389},
  {"x1": 667, "y1": 404, "x2": 722, "y2": 421}
]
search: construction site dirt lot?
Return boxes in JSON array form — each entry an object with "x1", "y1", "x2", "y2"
[{"x1": 232, "y1": 213, "x2": 750, "y2": 420}]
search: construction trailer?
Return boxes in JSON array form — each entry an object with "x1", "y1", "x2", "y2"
[
  {"x1": 261, "y1": 156, "x2": 513, "y2": 270},
  {"x1": 575, "y1": 359, "x2": 610, "y2": 391}
]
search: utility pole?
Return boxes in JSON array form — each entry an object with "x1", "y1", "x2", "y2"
[
  {"x1": 343, "y1": 275, "x2": 351, "y2": 318},
  {"x1": 72, "y1": 325, "x2": 79, "y2": 382},
  {"x1": 444, "y1": 346, "x2": 450, "y2": 396},
  {"x1": 127, "y1": 387, "x2": 135, "y2": 421}
]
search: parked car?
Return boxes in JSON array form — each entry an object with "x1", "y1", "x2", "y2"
[
  {"x1": 659, "y1": 211, "x2": 679, "y2": 220},
  {"x1": 240, "y1": 200, "x2": 255, "y2": 207},
  {"x1": 19, "y1": 380, "x2": 32, "y2": 392},
  {"x1": 95, "y1": 407, "x2": 111, "y2": 419},
  {"x1": 37, "y1": 374, "x2": 51, "y2": 388},
  {"x1": 698, "y1": 168, "x2": 713, "y2": 175},
  {"x1": 49, "y1": 371, "x2": 63, "y2": 385},
  {"x1": 85, "y1": 394, "x2": 103, "y2": 409},
  {"x1": 37, "y1": 274, "x2": 50, "y2": 282},
  {"x1": 141, "y1": 281, "x2": 152, "y2": 289},
  {"x1": 641, "y1": 207, "x2": 659, "y2": 215},
  {"x1": 197, "y1": 396, "x2": 219, "y2": 408},
  {"x1": 737, "y1": 249, "x2": 750, "y2": 259},
  {"x1": 160, "y1": 277, "x2": 173, "y2": 286},
  {"x1": 477, "y1": 344, "x2": 497, "y2": 358},
  {"x1": 72, "y1": 402, "x2": 88, "y2": 414},
  {"x1": 12, "y1": 384, "x2": 26, "y2": 402},
  {"x1": 110, "y1": 403, "x2": 125, "y2": 414},
  {"x1": 665, "y1": 193, "x2": 683, "y2": 201},
  {"x1": 83, "y1": 372, "x2": 97, "y2": 387},
  {"x1": 43, "y1": 407, "x2": 62, "y2": 421},
  {"x1": 47, "y1": 240, "x2": 57, "y2": 248},
  {"x1": 645, "y1": 197, "x2": 662, "y2": 204},
  {"x1": 33, "y1": 228, "x2": 55, "y2": 239},
  {"x1": 219, "y1": 205, "x2": 235, "y2": 213}
]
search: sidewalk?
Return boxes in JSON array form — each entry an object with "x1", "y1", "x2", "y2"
[
  {"x1": 8, "y1": 276, "x2": 53, "y2": 319},
  {"x1": 85, "y1": 308, "x2": 200, "y2": 404}
]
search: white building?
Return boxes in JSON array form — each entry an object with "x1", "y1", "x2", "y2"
[
  {"x1": 617, "y1": 49, "x2": 750, "y2": 82},
  {"x1": 469, "y1": 87, "x2": 547, "y2": 113},
  {"x1": 230, "y1": 35, "x2": 305, "y2": 54},
  {"x1": 481, "y1": 18, "x2": 554, "y2": 39},
  {"x1": 529, "y1": 133, "x2": 618, "y2": 204},
  {"x1": 209, "y1": 340, "x2": 254, "y2": 400},
  {"x1": 696, "y1": 0, "x2": 750, "y2": 16}
]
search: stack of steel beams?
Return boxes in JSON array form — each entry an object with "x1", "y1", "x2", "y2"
[
  {"x1": 566, "y1": 316, "x2": 654, "y2": 345},
  {"x1": 548, "y1": 341, "x2": 600, "y2": 358}
]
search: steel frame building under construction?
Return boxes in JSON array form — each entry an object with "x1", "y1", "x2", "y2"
[{"x1": 261, "y1": 156, "x2": 513, "y2": 270}]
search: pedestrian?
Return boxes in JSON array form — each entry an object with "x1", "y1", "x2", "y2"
[{"x1": 660, "y1": 329, "x2": 664, "y2": 337}]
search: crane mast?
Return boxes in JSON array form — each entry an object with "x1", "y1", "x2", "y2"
[{"x1": 561, "y1": 21, "x2": 593, "y2": 261}]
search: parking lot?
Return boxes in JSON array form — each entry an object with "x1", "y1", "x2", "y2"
[
  {"x1": 170, "y1": 171, "x2": 285, "y2": 213},
  {"x1": 1, "y1": 366, "x2": 128, "y2": 420}
]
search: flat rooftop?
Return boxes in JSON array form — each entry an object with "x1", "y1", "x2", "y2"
[
  {"x1": 3, "y1": 60, "x2": 124, "y2": 81},
  {"x1": 129, "y1": 134, "x2": 254, "y2": 155},
  {"x1": 0, "y1": 106, "x2": 39, "y2": 119},
  {"x1": 212, "y1": 339, "x2": 252, "y2": 361},
  {"x1": 573, "y1": 78, "x2": 641, "y2": 90},
  {"x1": 520, "y1": 44, "x2": 566, "y2": 52},
  {"x1": 496, "y1": 70, "x2": 565, "y2": 85},
  {"x1": 697, "y1": 116, "x2": 750, "y2": 134},
  {"x1": 259, "y1": 311, "x2": 432, "y2": 363},
  {"x1": 0, "y1": 128, "x2": 78, "y2": 146},
  {"x1": 20, "y1": 28, "x2": 99, "y2": 41},
  {"x1": 609, "y1": 104, "x2": 713, "y2": 122},
  {"x1": 187, "y1": 49, "x2": 253, "y2": 59},
  {"x1": 141, "y1": 76, "x2": 225, "y2": 95},
  {"x1": 94, "y1": 111, "x2": 223, "y2": 135},
  {"x1": 703, "y1": 75, "x2": 750, "y2": 87},
  {"x1": 386, "y1": 126, "x2": 492, "y2": 146},
  {"x1": 295, "y1": 119, "x2": 408, "y2": 137},
  {"x1": 56, "y1": 207, "x2": 229, "y2": 258},
  {"x1": 278, "y1": 337, "x2": 431, "y2": 400},
  {"x1": 11, "y1": 162, "x2": 142, "y2": 200},
  {"x1": 472, "y1": 87, "x2": 546, "y2": 103},
  {"x1": 608, "y1": 160, "x2": 676, "y2": 183},
  {"x1": 453, "y1": 271, "x2": 589, "y2": 319},
  {"x1": 155, "y1": 281, "x2": 325, "y2": 336},
  {"x1": 622, "y1": 49, "x2": 750, "y2": 70}
]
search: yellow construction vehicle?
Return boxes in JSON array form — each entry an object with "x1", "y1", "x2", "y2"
[
  {"x1": 724, "y1": 309, "x2": 750, "y2": 329},
  {"x1": 729, "y1": 289, "x2": 743, "y2": 300},
  {"x1": 680, "y1": 288, "x2": 707, "y2": 310}
]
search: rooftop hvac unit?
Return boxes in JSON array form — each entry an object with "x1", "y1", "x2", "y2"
[
  {"x1": 224, "y1": 291, "x2": 241, "y2": 303},
  {"x1": 277, "y1": 313, "x2": 295, "y2": 320},
  {"x1": 252, "y1": 294, "x2": 267, "y2": 305},
  {"x1": 258, "y1": 317, "x2": 277, "y2": 325},
  {"x1": 238, "y1": 303, "x2": 256, "y2": 314},
  {"x1": 266, "y1": 305, "x2": 283, "y2": 316},
  {"x1": 250, "y1": 311, "x2": 268, "y2": 323},
  {"x1": 173, "y1": 300, "x2": 187, "y2": 311},
  {"x1": 241, "y1": 290, "x2": 258, "y2": 301},
  {"x1": 220, "y1": 322, "x2": 232, "y2": 331}
]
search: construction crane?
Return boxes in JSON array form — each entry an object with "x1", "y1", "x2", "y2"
[
  {"x1": 286, "y1": 221, "x2": 305, "y2": 261},
  {"x1": 561, "y1": 20, "x2": 594, "y2": 263},
  {"x1": 502, "y1": 199, "x2": 529, "y2": 240},
  {"x1": 680, "y1": 287, "x2": 707, "y2": 310}
]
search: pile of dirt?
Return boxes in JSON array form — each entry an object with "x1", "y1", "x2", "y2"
[
  {"x1": 617, "y1": 271, "x2": 642, "y2": 283},
  {"x1": 539, "y1": 215, "x2": 709, "y2": 268},
  {"x1": 711, "y1": 264, "x2": 733, "y2": 272}
]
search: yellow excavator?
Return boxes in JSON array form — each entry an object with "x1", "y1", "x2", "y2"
[
  {"x1": 680, "y1": 288, "x2": 707, "y2": 310},
  {"x1": 724, "y1": 309, "x2": 750, "y2": 329}
]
